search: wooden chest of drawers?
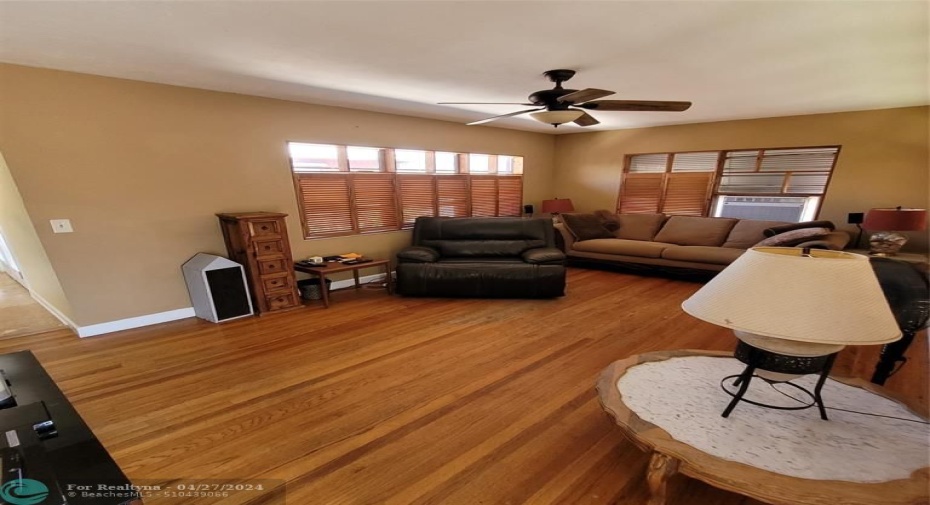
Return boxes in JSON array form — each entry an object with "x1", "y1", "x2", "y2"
[{"x1": 217, "y1": 212, "x2": 301, "y2": 314}]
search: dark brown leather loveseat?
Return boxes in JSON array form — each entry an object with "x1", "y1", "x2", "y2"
[{"x1": 395, "y1": 217, "x2": 566, "y2": 298}]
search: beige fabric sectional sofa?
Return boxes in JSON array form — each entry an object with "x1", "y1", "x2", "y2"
[{"x1": 555, "y1": 213, "x2": 850, "y2": 273}]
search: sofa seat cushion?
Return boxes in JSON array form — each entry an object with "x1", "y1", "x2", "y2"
[
  {"x1": 653, "y1": 216, "x2": 738, "y2": 246},
  {"x1": 661, "y1": 246, "x2": 746, "y2": 265},
  {"x1": 722, "y1": 220, "x2": 788, "y2": 249},
  {"x1": 572, "y1": 239, "x2": 675, "y2": 258},
  {"x1": 614, "y1": 213, "x2": 667, "y2": 241}
]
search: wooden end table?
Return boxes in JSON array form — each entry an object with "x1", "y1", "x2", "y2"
[
  {"x1": 596, "y1": 350, "x2": 929, "y2": 505},
  {"x1": 293, "y1": 259, "x2": 393, "y2": 308}
]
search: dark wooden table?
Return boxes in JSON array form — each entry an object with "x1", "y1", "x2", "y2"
[{"x1": 294, "y1": 259, "x2": 393, "y2": 308}]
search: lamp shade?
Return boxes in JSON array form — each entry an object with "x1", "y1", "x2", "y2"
[
  {"x1": 862, "y1": 208, "x2": 928, "y2": 231},
  {"x1": 681, "y1": 247, "x2": 901, "y2": 345},
  {"x1": 541, "y1": 198, "x2": 575, "y2": 213},
  {"x1": 531, "y1": 110, "x2": 584, "y2": 126}
]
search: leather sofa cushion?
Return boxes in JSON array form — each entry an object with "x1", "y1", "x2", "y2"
[
  {"x1": 572, "y1": 238, "x2": 674, "y2": 258},
  {"x1": 722, "y1": 220, "x2": 788, "y2": 249},
  {"x1": 661, "y1": 246, "x2": 746, "y2": 265},
  {"x1": 614, "y1": 213, "x2": 667, "y2": 241},
  {"x1": 522, "y1": 248, "x2": 566, "y2": 264},
  {"x1": 653, "y1": 216, "x2": 738, "y2": 246},
  {"x1": 422, "y1": 239, "x2": 546, "y2": 257}
]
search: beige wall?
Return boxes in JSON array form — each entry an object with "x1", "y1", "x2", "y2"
[
  {"x1": 2, "y1": 62, "x2": 925, "y2": 329},
  {"x1": 0, "y1": 150, "x2": 74, "y2": 321},
  {"x1": 554, "y1": 106, "x2": 930, "y2": 252},
  {"x1": 0, "y1": 64, "x2": 555, "y2": 326}
]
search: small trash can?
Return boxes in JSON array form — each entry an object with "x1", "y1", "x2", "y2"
[{"x1": 298, "y1": 278, "x2": 332, "y2": 300}]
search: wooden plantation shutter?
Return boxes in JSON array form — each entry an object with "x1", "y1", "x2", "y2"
[
  {"x1": 497, "y1": 177, "x2": 523, "y2": 216},
  {"x1": 437, "y1": 176, "x2": 469, "y2": 217},
  {"x1": 470, "y1": 177, "x2": 498, "y2": 217},
  {"x1": 351, "y1": 174, "x2": 399, "y2": 232},
  {"x1": 295, "y1": 174, "x2": 353, "y2": 237},
  {"x1": 618, "y1": 151, "x2": 718, "y2": 216},
  {"x1": 661, "y1": 152, "x2": 717, "y2": 215},
  {"x1": 398, "y1": 175, "x2": 436, "y2": 228},
  {"x1": 618, "y1": 173, "x2": 663, "y2": 213},
  {"x1": 662, "y1": 173, "x2": 714, "y2": 216}
]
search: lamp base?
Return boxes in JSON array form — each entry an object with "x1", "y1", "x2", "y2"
[
  {"x1": 868, "y1": 231, "x2": 907, "y2": 256},
  {"x1": 722, "y1": 339, "x2": 839, "y2": 420}
]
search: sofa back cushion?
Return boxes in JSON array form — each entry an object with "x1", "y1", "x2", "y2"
[
  {"x1": 653, "y1": 216, "x2": 738, "y2": 246},
  {"x1": 613, "y1": 213, "x2": 667, "y2": 241},
  {"x1": 412, "y1": 217, "x2": 552, "y2": 257},
  {"x1": 722, "y1": 219, "x2": 789, "y2": 249}
]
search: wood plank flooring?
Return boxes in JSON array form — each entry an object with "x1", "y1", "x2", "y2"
[
  {"x1": 0, "y1": 268, "x2": 925, "y2": 505},
  {"x1": 0, "y1": 271, "x2": 66, "y2": 338}
]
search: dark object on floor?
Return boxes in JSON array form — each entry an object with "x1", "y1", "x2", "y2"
[
  {"x1": 396, "y1": 217, "x2": 566, "y2": 298},
  {"x1": 869, "y1": 257, "x2": 930, "y2": 385}
]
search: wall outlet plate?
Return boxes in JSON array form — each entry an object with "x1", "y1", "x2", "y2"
[{"x1": 50, "y1": 219, "x2": 73, "y2": 233}]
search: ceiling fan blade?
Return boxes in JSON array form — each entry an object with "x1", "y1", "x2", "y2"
[
  {"x1": 467, "y1": 108, "x2": 544, "y2": 126},
  {"x1": 557, "y1": 88, "x2": 615, "y2": 104},
  {"x1": 439, "y1": 102, "x2": 535, "y2": 105},
  {"x1": 578, "y1": 100, "x2": 692, "y2": 112},
  {"x1": 572, "y1": 111, "x2": 600, "y2": 127}
]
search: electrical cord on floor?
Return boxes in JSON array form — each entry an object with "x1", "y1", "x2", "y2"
[{"x1": 765, "y1": 379, "x2": 929, "y2": 425}]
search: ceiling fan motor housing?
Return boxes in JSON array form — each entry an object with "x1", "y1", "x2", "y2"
[{"x1": 528, "y1": 88, "x2": 578, "y2": 110}]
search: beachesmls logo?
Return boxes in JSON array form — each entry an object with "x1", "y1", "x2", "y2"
[{"x1": 0, "y1": 479, "x2": 50, "y2": 505}]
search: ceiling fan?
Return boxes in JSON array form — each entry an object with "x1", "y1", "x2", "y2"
[{"x1": 440, "y1": 69, "x2": 692, "y2": 128}]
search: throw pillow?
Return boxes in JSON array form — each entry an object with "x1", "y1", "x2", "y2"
[
  {"x1": 592, "y1": 210, "x2": 621, "y2": 232},
  {"x1": 653, "y1": 216, "x2": 739, "y2": 246},
  {"x1": 613, "y1": 213, "x2": 667, "y2": 241},
  {"x1": 754, "y1": 227, "x2": 832, "y2": 247},
  {"x1": 763, "y1": 220, "x2": 835, "y2": 238},
  {"x1": 561, "y1": 213, "x2": 614, "y2": 241}
]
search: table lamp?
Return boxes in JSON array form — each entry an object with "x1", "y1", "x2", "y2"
[
  {"x1": 541, "y1": 198, "x2": 575, "y2": 223},
  {"x1": 681, "y1": 247, "x2": 900, "y2": 419},
  {"x1": 541, "y1": 198, "x2": 575, "y2": 215},
  {"x1": 862, "y1": 207, "x2": 928, "y2": 256}
]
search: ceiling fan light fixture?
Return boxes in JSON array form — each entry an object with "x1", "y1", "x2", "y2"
[{"x1": 530, "y1": 110, "x2": 584, "y2": 127}]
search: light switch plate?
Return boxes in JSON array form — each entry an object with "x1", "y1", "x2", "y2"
[{"x1": 50, "y1": 219, "x2": 73, "y2": 233}]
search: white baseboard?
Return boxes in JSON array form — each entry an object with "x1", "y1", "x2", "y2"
[
  {"x1": 77, "y1": 307, "x2": 196, "y2": 338},
  {"x1": 43, "y1": 271, "x2": 395, "y2": 338},
  {"x1": 29, "y1": 290, "x2": 78, "y2": 333}
]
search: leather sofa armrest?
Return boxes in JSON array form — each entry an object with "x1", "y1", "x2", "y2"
[
  {"x1": 522, "y1": 247, "x2": 566, "y2": 265},
  {"x1": 796, "y1": 231, "x2": 850, "y2": 251},
  {"x1": 397, "y1": 246, "x2": 440, "y2": 263}
]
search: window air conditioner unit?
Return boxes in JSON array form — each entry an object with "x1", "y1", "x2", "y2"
[{"x1": 718, "y1": 196, "x2": 807, "y2": 222}]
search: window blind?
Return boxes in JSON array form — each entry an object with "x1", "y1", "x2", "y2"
[{"x1": 398, "y1": 175, "x2": 436, "y2": 227}]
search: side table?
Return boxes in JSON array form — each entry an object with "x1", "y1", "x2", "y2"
[
  {"x1": 294, "y1": 259, "x2": 393, "y2": 308},
  {"x1": 596, "y1": 350, "x2": 929, "y2": 505},
  {"x1": 845, "y1": 249, "x2": 929, "y2": 266}
]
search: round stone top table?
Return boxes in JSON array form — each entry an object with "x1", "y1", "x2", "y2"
[{"x1": 596, "y1": 350, "x2": 929, "y2": 505}]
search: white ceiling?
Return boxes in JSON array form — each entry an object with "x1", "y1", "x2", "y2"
[{"x1": 1, "y1": 1, "x2": 927, "y2": 134}]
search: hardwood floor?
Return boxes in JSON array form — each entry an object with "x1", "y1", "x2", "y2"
[
  {"x1": 0, "y1": 271, "x2": 66, "y2": 338},
  {"x1": 0, "y1": 268, "x2": 925, "y2": 505}
]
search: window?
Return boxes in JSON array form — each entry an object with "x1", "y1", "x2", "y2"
[
  {"x1": 618, "y1": 151, "x2": 718, "y2": 216},
  {"x1": 288, "y1": 142, "x2": 524, "y2": 238},
  {"x1": 617, "y1": 146, "x2": 839, "y2": 222}
]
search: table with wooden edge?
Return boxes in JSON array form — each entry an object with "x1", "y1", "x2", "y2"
[
  {"x1": 293, "y1": 259, "x2": 393, "y2": 308},
  {"x1": 595, "y1": 349, "x2": 929, "y2": 505}
]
